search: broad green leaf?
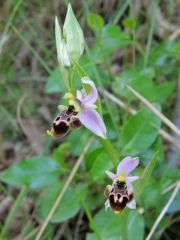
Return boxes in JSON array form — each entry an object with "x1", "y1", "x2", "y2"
[
  {"x1": 45, "y1": 67, "x2": 66, "y2": 93},
  {"x1": 86, "y1": 209, "x2": 121, "y2": 240},
  {"x1": 63, "y1": 4, "x2": 84, "y2": 60},
  {"x1": 154, "y1": 81, "x2": 175, "y2": 103},
  {"x1": 89, "y1": 152, "x2": 113, "y2": 180},
  {"x1": 136, "y1": 152, "x2": 158, "y2": 198},
  {"x1": 148, "y1": 40, "x2": 176, "y2": 67},
  {"x1": 67, "y1": 128, "x2": 91, "y2": 156},
  {"x1": 112, "y1": 67, "x2": 174, "y2": 103},
  {"x1": 1, "y1": 156, "x2": 61, "y2": 189},
  {"x1": 52, "y1": 142, "x2": 69, "y2": 166},
  {"x1": 87, "y1": 12, "x2": 104, "y2": 34},
  {"x1": 101, "y1": 24, "x2": 130, "y2": 52},
  {"x1": 38, "y1": 185, "x2": 81, "y2": 223},
  {"x1": 112, "y1": 68, "x2": 155, "y2": 100},
  {"x1": 85, "y1": 147, "x2": 104, "y2": 170},
  {"x1": 123, "y1": 17, "x2": 137, "y2": 30},
  {"x1": 91, "y1": 24, "x2": 130, "y2": 62},
  {"x1": 121, "y1": 108, "x2": 161, "y2": 155},
  {"x1": 86, "y1": 209, "x2": 144, "y2": 240},
  {"x1": 140, "y1": 181, "x2": 162, "y2": 208},
  {"x1": 128, "y1": 211, "x2": 145, "y2": 240}
]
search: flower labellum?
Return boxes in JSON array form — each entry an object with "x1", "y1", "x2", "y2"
[
  {"x1": 104, "y1": 156, "x2": 139, "y2": 213},
  {"x1": 48, "y1": 106, "x2": 81, "y2": 137}
]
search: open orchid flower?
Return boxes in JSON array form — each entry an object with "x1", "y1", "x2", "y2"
[
  {"x1": 104, "y1": 156, "x2": 139, "y2": 213},
  {"x1": 47, "y1": 77, "x2": 106, "y2": 138},
  {"x1": 76, "y1": 77, "x2": 106, "y2": 138}
]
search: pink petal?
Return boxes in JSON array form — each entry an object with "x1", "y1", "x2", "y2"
[
  {"x1": 79, "y1": 109, "x2": 106, "y2": 138},
  {"x1": 127, "y1": 199, "x2": 136, "y2": 209},
  {"x1": 80, "y1": 77, "x2": 98, "y2": 106},
  {"x1": 127, "y1": 176, "x2": 139, "y2": 183},
  {"x1": 105, "y1": 170, "x2": 116, "y2": 180},
  {"x1": 127, "y1": 183, "x2": 133, "y2": 191},
  {"x1": 116, "y1": 157, "x2": 139, "y2": 176}
]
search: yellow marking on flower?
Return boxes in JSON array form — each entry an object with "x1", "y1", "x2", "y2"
[
  {"x1": 113, "y1": 210, "x2": 120, "y2": 214},
  {"x1": 64, "y1": 92, "x2": 81, "y2": 112},
  {"x1": 114, "y1": 171, "x2": 127, "y2": 185},
  {"x1": 47, "y1": 129, "x2": 54, "y2": 137}
]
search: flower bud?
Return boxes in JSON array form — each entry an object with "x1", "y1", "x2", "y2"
[
  {"x1": 55, "y1": 17, "x2": 71, "y2": 67},
  {"x1": 55, "y1": 4, "x2": 84, "y2": 67},
  {"x1": 63, "y1": 4, "x2": 84, "y2": 61}
]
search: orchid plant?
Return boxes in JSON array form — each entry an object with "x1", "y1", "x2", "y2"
[{"x1": 48, "y1": 3, "x2": 139, "y2": 233}]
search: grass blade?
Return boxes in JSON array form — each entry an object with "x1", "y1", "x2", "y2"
[{"x1": 136, "y1": 152, "x2": 158, "y2": 199}]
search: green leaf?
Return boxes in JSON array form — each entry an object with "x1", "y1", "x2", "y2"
[
  {"x1": 87, "y1": 12, "x2": 104, "y2": 34},
  {"x1": 38, "y1": 185, "x2": 81, "y2": 223},
  {"x1": 85, "y1": 147, "x2": 102, "y2": 169},
  {"x1": 52, "y1": 142, "x2": 69, "y2": 166},
  {"x1": 67, "y1": 128, "x2": 90, "y2": 156},
  {"x1": 128, "y1": 211, "x2": 145, "y2": 240},
  {"x1": 123, "y1": 17, "x2": 137, "y2": 30},
  {"x1": 140, "y1": 181, "x2": 162, "y2": 208},
  {"x1": 91, "y1": 24, "x2": 130, "y2": 62},
  {"x1": 112, "y1": 68, "x2": 155, "y2": 100},
  {"x1": 45, "y1": 67, "x2": 66, "y2": 93},
  {"x1": 112, "y1": 67, "x2": 175, "y2": 103},
  {"x1": 154, "y1": 81, "x2": 175, "y2": 103},
  {"x1": 121, "y1": 108, "x2": 161, "y2": 155},
  {"x1": 89, "y1": 152, "x2": 113, "y2": 180},
  {"x1": 1, "y1": 156, "x2": 61, "y2": 189},
  {"x1": 136, "y1": 152, "x2": 158, "y2": 198},
  {"x1": 86, "y1": 209, "x2": 121, "y2": 240}
]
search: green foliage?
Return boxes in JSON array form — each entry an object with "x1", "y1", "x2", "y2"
[
  {"x1": 45, "y1": 67, "x2": 66, "y2": 93},
  {"x1": 38, "y1": 185, "x2": 81, "y2": 223},
  {"x1": 86, "y1": 209, "x2": 121, "y2": 240},
  {"x1": 113, "y1": 67, "x2": 175, "y2": 103},
  {"x1": 136, "y1": 152, "x2": 158, "y2": 198},
  {"x1": 1, "y1": 156, "x2": 61, "y2": 189},
  {"x1": 86, "y1": 210, "x2": 145, "y2": 240},
  {"x1": 123, "y1": 17, "x2": 137, "y2": 30},
  {"x1": 89, "y1": 152, "x2": 113, "y2": 180},
  {"x1": 87, "y1": 12, "x2": 104, "y2": 34},
  {"x1": 128, "y1": 211, "x2": 145, "y2": 240},
  {"x1": 120, "y1": 108, "x2": 161, "y2": 155}
]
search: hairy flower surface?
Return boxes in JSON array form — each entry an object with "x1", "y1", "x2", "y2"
[
  {"x1": 48, "y1": 77, "x2": 106, "y2": 138},
  {"x1": 104, "y1": 156, "x2": 139, "y2": 213}
]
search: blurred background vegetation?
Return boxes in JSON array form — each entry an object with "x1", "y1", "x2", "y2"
[{"x1": 0, "y1": 0, "x2": 180, "y2": 239}]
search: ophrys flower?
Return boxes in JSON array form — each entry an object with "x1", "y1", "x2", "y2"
[{"x1": 104, "y1": 156, "x2": 139, "y2": 213}]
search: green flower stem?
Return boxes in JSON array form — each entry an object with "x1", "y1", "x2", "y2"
[
  {"x1": 69, "y1": 69, "x2": 75, "y2": 94},
  {"x1": 72, "y1": 59, "x2": 119, "y2": 167},
  {"x1": 121, "y1": 210, "x2": 128, "y2": 240},
  {"x1": 76, "y1": 189, "x2": 102, "y2": 240},
  {"x1": 1, "y1": 186, "x2": 27, "y2": 237}
]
